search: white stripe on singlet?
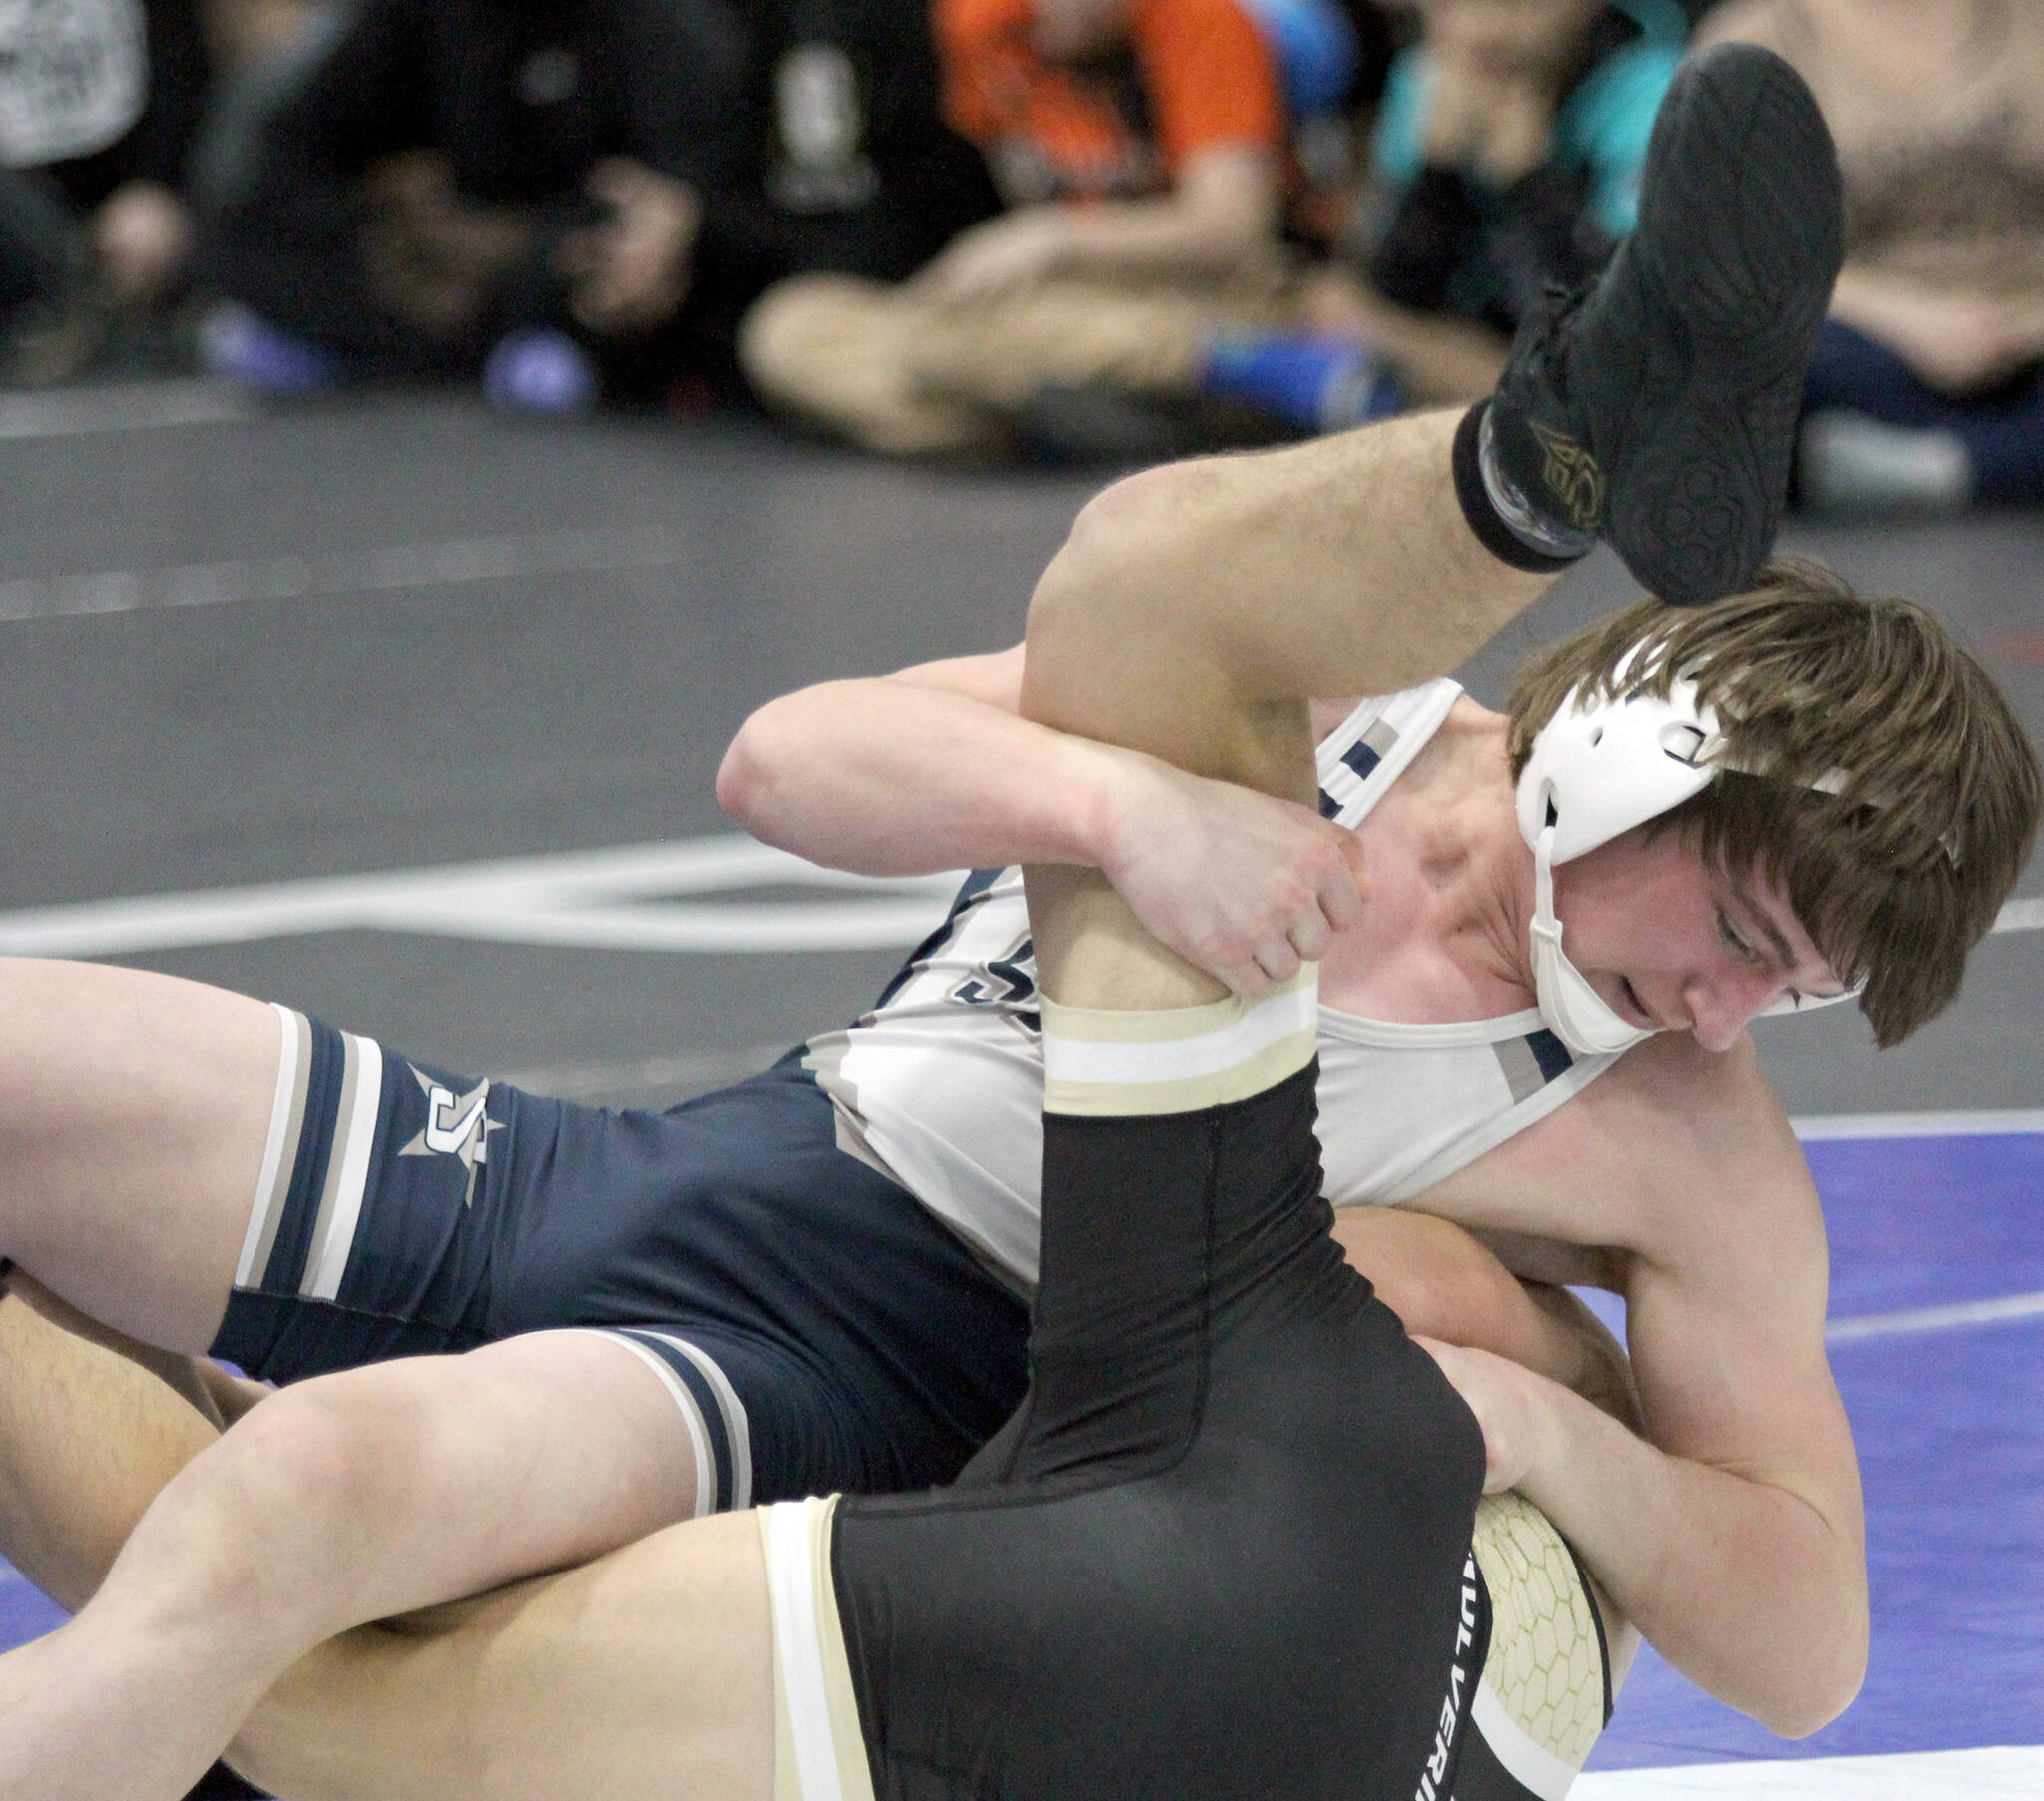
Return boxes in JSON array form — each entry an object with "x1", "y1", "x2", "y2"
[
  {"x1": 564, "y1": 1330, "x2": 716, "y2": 1521},
  {"x1": 302, "y1": 1033, "x2": 383, "y2": 1301},
  {"x1": 236, "y1": 1003, "x2": 305, "y2": 1289},
  {"x1": 1040, "y1": 975, "x2": 1320, "y2": 1116},
  {"x1": 762, "y1": 1499, "x2": 872, "y2": 1801},
  {"x1": 630, "y1": 1330, "x2": 754, "y2": 1511}
]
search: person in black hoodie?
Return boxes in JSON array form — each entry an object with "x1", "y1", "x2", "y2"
[
  {"x1": 0, "y1": 0, "x2": 213, "y2": 382},
  {"x1": 204, "y1": 0, "x2": 760, "y2": 407}
]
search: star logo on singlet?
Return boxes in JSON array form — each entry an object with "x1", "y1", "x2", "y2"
[
  {"x1": 1528, "y1": 419, "x2": 1606, "y2": 531},
  {"x1": 398, "y1": 1069, "x2": 502, "y2": 1206}
]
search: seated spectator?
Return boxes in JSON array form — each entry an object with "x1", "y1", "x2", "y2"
[
  {"x1": 739, "y1": 0, "x2": 1005, "y2": 287},
  {"x1": 0, "y1": 0, "x2": 213, "y2": 384},
  {"x1": 1201, "y1": 0, "x2": 1687, "y2": 437},
  {"x1": 203, "y1": 0, "x2": 756, "y2": 413},
  {"x1": 1698, "y1": 0, "x2": 2044, "y2": 512},
  {"x1": 738, "y1": 0, "x2": 1347, "y2": 455}
]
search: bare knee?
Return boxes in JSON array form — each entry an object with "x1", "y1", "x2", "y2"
[{"x1": 139, "y1": 1383, "x2": 408, "y2": 1641}]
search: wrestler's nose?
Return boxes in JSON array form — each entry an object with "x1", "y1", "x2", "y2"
[{"x1": 1683, "y1": 967, "x2": 1778, "y2": 1052}]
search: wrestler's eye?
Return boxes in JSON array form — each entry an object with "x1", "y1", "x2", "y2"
[{"x1": 1717, "y1": 908, "x2": 1759, "y2": 962}]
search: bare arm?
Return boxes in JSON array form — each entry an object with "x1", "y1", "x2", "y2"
[
  {"x1": 718, "y1": 647, "x2": 1370, "y2": 993},
  {"x1": 1826, "y1": 265, "x2": 2044, "y2": 394},
  {"x1": 917, "y1": 147, "x2": 1278, "y2": 300},
  {"x1": 721, "y1": 647, "x2": 1093, "y2": 874},
  {"x1": 1420, "y1": 1036, "x2": 1868, "y2": 1737},
  {"x1": 1334, "y1": 1208, "x2": 1640, "y2": 1430}
]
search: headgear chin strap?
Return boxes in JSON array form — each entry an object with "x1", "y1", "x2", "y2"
[
  {"x1": 1528, "y1": 820, "x2": 1658, "y2": 1056},
  {"x1": 1516, "y1": 663, "x2": 1858, "y2": 1057}
]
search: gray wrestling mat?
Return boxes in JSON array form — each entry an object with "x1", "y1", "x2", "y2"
[{"x1": 0, "y1": 380, "x2": 2033, "y2": 1117}]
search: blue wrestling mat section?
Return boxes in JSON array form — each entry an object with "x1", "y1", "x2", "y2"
[
  {"x1": 4, "y1": 1120, "x2": 2039, "y2": 1795},
  {"x1": 1583, "y1": 1118, "x2": 2044, "y2": 1791}
]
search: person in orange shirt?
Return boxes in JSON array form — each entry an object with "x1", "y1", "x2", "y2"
[{"x1": 737, "y1": 0, "x2": 1318, "y2": 454}]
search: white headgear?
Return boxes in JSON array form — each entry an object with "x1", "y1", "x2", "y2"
[{"x1": 1515, "y1": 664, "x2": 1856, "y2": 1056}]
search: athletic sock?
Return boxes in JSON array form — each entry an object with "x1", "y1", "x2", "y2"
[
  {"x1": 1202, "y1": 333, "x2": 1401, "y2": 435},
  {"x1": 1451, "y1": 400, "x2": 1592, "y2": 573}
]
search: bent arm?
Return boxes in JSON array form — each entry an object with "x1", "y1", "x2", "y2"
[
  {"x1": 1426, "y1": 1042, "x2": 1868, "y2": 1736},
  {"x1": 721, "y1": 648, "x2": 1372, "y2": 994},
  {"x1": 919, "y1": 148, "x2": 1279, "y2": 298},
  {"x1": 719, "y1": 647, "x2": 1115, "y2": 874},
  {"x1": 1334, "y1": 1208, "x2": 1640, "y2": 1428},
  {"x1": 1042, "y1": 147, "x2": 1280, "y2": 282}
]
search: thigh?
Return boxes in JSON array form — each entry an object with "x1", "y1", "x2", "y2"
[
  {"x1": 490, "y1": 1067, "x2": 1033, "y2": 1504},
  {"x1": 232, "y1": 1510, "x2": 774, "y2": 1801},
  {"x1": 0, "y1": 960, "x2": 279, "y2": 1353},
  {"x1": 209, "y1": 1327, "x2": 710, "y2": 1625}
]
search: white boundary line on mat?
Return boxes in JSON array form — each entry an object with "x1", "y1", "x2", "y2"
[
  {"x1": 1578, "y1": 1745, "x2": 2044, "y2": 1798},
  {"x1": 0, "y1": 839, "x2": 2033, "y2": 962},
  {"x1": 0, "y1": 837, "x2": 961, "y2": 959},
  {"x1": 1792, "y1": 1108, "x2": 2044, "y2": 1140}
]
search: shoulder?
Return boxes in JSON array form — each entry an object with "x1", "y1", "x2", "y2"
[
  {"x1": 1586, "y1": 1033, "x2": 1824, "y2": 1264},
  {"x1": 1429, "y1": 1029, "x2": 1819, "y2": 1266}
]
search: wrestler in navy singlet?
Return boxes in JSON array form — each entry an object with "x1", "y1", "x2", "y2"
[{"x1": 211, "y1": 682, "x2": 1630, "y2": 1511}]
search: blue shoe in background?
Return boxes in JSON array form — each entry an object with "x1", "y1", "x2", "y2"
[
  {"x1": 484, "y1": 329, "x2": 600, "y2": 416},
  {"x1": 1202, "y1": 333, "x2": 1401, "y2": 435},
  {"x1": 198, "y1": 303, "x2": 341, "y2": 395}
]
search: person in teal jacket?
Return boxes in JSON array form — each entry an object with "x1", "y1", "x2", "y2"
[{"x1": 1204, "y1": 0, "x2": 1687, "y2": 434}]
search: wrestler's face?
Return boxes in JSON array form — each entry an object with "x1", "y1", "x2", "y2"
[{"x1": 1549, "y1": 826, "x2": 1849, "y2": 1053}]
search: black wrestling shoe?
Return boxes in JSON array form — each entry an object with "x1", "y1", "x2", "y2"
[{"x1": 1486, "y1": 43, "x2": 1843, "y2": 606}]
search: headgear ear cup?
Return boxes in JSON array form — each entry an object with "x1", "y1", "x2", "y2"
[{"x1": 1516, "y1": 661, "x2": 1863, "y2": 1054}]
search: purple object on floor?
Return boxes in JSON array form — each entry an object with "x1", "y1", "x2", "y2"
[
  {"x1": 0, "y1": 1558, "x2": 67, "y2": 1645},
  {"x1": 483, "y1": 329, "x2": 599, "y2": 416},
  {"x1": 198, "y1": 304, "x2": 341, "y2": 395}
]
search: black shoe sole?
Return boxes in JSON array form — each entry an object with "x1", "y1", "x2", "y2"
[
  {"x1": 1602, "y1": 42, "x2": 1847, "y2": 601},
  {"x1": 1488, "y1": 45, "x2": 1845, "y2": 604},
  {"x1": 1600, "y1": 44, "x2": 1844, "y2": 604}
]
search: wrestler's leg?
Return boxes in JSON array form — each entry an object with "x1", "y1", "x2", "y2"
[
  {"x1": 0, "y1": 1325, "x2": 709, "y2": 1801},
  {"x1": 1026, "y1": 407, "x2": 1554, "y2": 802},
  {"x1": 0, "y1": 1294, "x2": 774, "y2": 1801},
  {"x1": 227, "y1": 1511, "x2": 773, "y2": 1801},
  {"x1": 0, "y1": 1294, "x2": 216, "y2": 1612},
  {"x1": 0, "y1": 959, "x2": 277, "y2": 1352}
]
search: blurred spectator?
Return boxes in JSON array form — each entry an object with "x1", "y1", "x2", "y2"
[
  {"x1": 739, "y1": 0, "x2": 1004, "y2": 285},
  {"x1": 1202, "y1": 0, "x2": 1686, "y2": 437},
  {"x1": 204, "y1": 0, "x2": 755, "y2": 411},
  {"x1": 1699, "y1": 0, "x2": 2044, "y2": 512},
  {"x1": 737, "y1": 0, "x2": 1348, "y2": 455},
  {"x1": 0, "y1": 0, "x2": 213, "y2": 383}
]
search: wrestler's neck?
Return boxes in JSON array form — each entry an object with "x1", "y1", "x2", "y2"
[{"x1": 1317, "y1": 699, "x2": 1537, "y2": 1026}]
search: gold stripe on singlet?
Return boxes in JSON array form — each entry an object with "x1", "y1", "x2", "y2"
[
  {"x1": 1040, "y1": 971, "x2": 1319, "y2": 1117},
  {"x1": 760, "y1": 1497, "x2": 874, "y2": 1801}
]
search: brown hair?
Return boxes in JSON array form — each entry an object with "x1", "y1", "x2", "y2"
[{"x1": 1505, "y1": 560, "x2": 2041, "y2": 1047}]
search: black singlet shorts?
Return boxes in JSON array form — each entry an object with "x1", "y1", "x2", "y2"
[{"x1": 816, "y1": 972, "x2": 1500, "y2": 1798}]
